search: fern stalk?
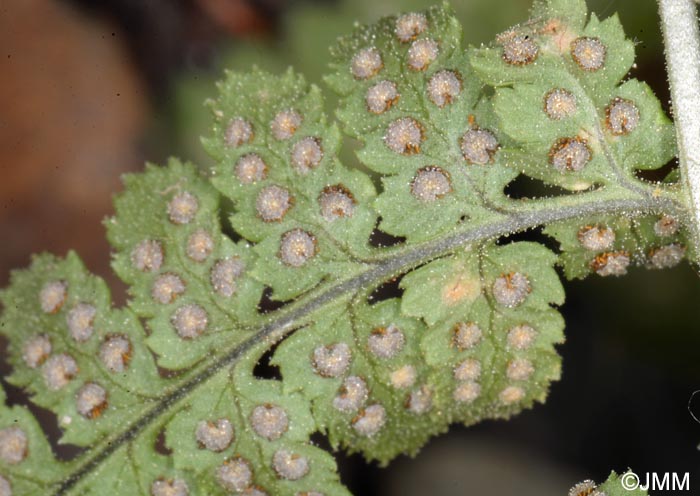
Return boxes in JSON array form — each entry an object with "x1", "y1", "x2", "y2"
[{"x1": 658, "y1": 0, "x2": 700, "y2": 256}]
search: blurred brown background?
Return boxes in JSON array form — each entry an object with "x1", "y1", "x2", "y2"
[
  {"x1": 1, "y1": 0, "x2": 699, "y2": 494},
  {"x1": 0, "y1": 0, "x2": 272, "y2": 291}
]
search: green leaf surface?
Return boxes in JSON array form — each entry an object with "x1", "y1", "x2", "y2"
[
  {"x1": 327, "y1": 5, "x2": 518, "y2": 241},
  {"x1": 107, "y1": 160, "x2": 264, "y2": 369},
  {"x1": 471, "y1": 0, "x2": 675, "y2": 190},
  {"x1": 0, "y1": 0, "x2": 690, "y2": 495}
]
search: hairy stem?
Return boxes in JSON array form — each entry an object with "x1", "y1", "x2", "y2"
[
  {"x1": 52, "y1": 190, "x2": 680, "y2": 495},
  {"x1": 658, "y1": 0, "x2": 700, "y2": 256}
]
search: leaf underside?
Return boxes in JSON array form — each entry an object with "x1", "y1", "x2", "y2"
[{"x1": 0, "y1": 0, "x2": 683, "y2": 494}]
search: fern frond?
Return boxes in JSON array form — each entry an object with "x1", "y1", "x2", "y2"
[{"x1": 0, "y1": 0, "x2": 685, "y2": 494}]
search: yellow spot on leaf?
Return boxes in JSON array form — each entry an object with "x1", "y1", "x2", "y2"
[{"x1": 441, "y1": 273, "x2": 481, "y2": 305}]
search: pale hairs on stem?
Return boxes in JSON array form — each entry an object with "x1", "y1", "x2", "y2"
[{"x1": 658, "y1": 0, "x2": 700, "y2": 258}]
